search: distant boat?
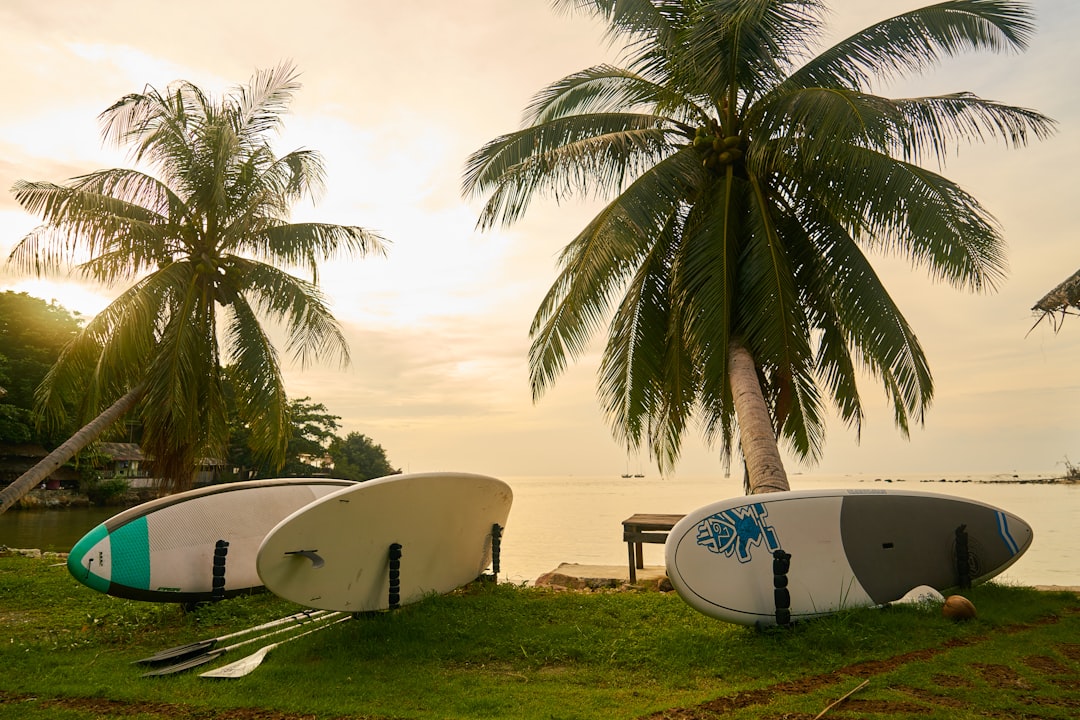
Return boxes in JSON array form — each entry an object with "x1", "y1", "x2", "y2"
[{"x1": 633, "y1": 473, "x2": 645, "y2": 478}]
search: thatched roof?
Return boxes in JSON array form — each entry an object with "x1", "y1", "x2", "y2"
[{"x1": 1031, "y1": 267, "x2": 1080, "y2": 332}]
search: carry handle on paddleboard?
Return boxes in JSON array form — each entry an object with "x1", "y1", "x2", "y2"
[
  {"x1": 388, "y1": 543, "x2": 402, "y2": 610},
  {"x1": 955, "y1": 524, "x2": 972, "y2": 589},
  {"x1": 211, "y1": 540, "x2": 229, "y2": 603},
  {"x1": 773, "y1": 549, "x2": 792, "y2": 627},
  {"x1": 491, "y1": 523, "x2": 502, "y2": 580}
]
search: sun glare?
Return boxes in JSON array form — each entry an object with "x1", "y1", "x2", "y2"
[{"x1": 1, "y1": 279, "x2": 113, "y2": 320}]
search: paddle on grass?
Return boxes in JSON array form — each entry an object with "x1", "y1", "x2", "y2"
[
  {"x1": 141, "y1": 612, "x2": 343, "y2": 676},
  {"x1": 134, "y1": 609, "x2": 331, "y2": 666},
  {"x1": 200, "y1": 615, "x2": 352, "y2": 678}
]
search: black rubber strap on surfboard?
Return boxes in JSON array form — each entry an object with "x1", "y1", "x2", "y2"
[
  {"x1": 211, "y1": 540, "x2": 229, "y2": 602},
  {"x1": 955, "y1": 524, "x2": 971, "y2": 589},
  {"x1": 388, "y1": 543, "x2": 402, "y2": 610},
  {"x1": 491, "y1": 524, "x2": 502, "y2": 578},
  {"x1": 773, "y1": 549, "x2": 792, "y2": 626}
]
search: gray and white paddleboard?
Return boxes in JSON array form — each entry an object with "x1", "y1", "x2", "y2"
[{"x1": 665, "y1": 488, "x2": 1033, "y2": 626}]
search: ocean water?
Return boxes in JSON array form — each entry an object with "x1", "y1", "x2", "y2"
[
  {"x1": 496, "y1": 473, "x2": 1080, "y2": 588},
  {"x1": 3, "y1": 471, "x2": 1075, "y2": 590}
]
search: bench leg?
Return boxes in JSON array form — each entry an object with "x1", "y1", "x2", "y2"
[{"x1": 627, "y1": 541, "x2": 637, "y2": 583}]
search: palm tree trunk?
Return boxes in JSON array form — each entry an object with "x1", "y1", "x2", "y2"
[
  {"x1": 0, "y1": 385, "x2": 145, "y2": 515},
  {"x1": 729, "y1": 342, "x2": 789, "y2": 494}
]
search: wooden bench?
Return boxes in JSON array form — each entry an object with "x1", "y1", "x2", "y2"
[{"x1": 621, "y1": 513, "x2": 685, "y2": 582}]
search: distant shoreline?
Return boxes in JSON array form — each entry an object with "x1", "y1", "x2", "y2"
[{"x1": 863, "y1": 476, "x2": 1080, "y2": 485}]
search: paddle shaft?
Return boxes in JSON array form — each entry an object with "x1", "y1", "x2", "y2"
[
  {"x1": 142, "y1": 612, "x2": 344, "y2": 676},
  {"x1": 200, "y1": 615, "x2": 352, "y2": 678},
  {"x1": 134, "y1": 609, "x2": 331, "y2": 665}
]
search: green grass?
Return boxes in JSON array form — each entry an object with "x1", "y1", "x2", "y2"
[{"x1": 1, "y1": 554, "x2": 1078, "y2": 719}]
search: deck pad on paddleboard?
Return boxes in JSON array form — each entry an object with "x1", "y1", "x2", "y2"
[
  {"x1": 256, "y1": 472, "x2": 513, "y2": 612},
  {"x1": 665, "y1": 488, "x2": 1033, "y2": 626},
  {"x1": 67, "y1": 478, "x2": 354, "y2": 603}
]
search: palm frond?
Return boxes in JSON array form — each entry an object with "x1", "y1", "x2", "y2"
[
  {"x1": 464, "y1": 113, "x2": 676, "y2": 229},
  {"x1": 256, "y1": 223, "x2": 387, "y2": 279},
  {"x1": 225, "y1": 257, "x2": 350, "y2": 369},
  {"x1": 787, "y1": 0, "x2": 1035, "y2": 91},
  {"x1": 232, "y1": 61, "x2": 301, "y2": 143},
  {"x1": 529, "y1": 151, "x2": 697, "y2": 398},
  {"x1": 221, "y1": 294, "x2": 289, "y2": 471},
  {"x1": 524, "y1": 64, "x2": 699, "y2": 126}
]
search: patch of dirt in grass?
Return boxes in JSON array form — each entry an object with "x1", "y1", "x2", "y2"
[
  {"x1": 1025, "y1": 655, "x2": 1072, "y2": 675},
  {"x1": 0, "y1": 692, "x2": 336, "y2": 720},
  {"x1": 972, "y1": 662, "x2": 1035, "y2": 690},
  {"x1": 1057, "y1": 643, "x2": 1080, "y2": 662},
  {"x1": 841, "y1": 698, "x2": 928, "y2": 713},
  {"x1": 929, "y1": 673, "x2": 974, "y2": 688},
  {"x1": 901, "y1": 686, "x2": 970, "y2": 708}
]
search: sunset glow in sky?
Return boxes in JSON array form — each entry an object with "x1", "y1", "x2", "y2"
[{"x1": 2, "y1": 1, "x2": 1078, "y2": 483}]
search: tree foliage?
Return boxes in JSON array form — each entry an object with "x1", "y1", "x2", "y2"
[
  {"x1": 328, "y1": 432, "x2": 398, "y2": 481},
  {"x1": 4, "y1": 63, "x2": 385, "y2": 496},
  {"x1": 0, "y1": 292, "x2": 82, "y2": 445},
  {"x1": 463, "y1": 0, "x2": 1053, "y2": 488}
]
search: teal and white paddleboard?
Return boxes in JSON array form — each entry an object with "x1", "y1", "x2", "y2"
[
  {"x1": 67, "y1": 478, "x2": 353, "y2": 603},
  {"x1": 665, "y1": 488, "x2": 1033, "y2": 626}
]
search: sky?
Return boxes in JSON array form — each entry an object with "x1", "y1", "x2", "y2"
[{"x1": 1, "y1": 0, "x2": 1078, "y2": 482}]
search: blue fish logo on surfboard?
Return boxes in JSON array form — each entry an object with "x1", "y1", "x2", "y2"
[{"x1": 695, "y1": 503, "x2": 780, "y2": 562}]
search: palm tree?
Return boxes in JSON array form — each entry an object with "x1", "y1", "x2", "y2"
[
  {"x1": 0, "y1": 63, "x2": 385, "y2": 513},
  {"x1": 463, "y1": 0, "x2": 1053, "y2": 493}
]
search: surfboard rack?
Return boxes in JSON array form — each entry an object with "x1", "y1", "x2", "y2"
[{"x1": 773, "y1": 549, "x2": 792, "y2": 627}]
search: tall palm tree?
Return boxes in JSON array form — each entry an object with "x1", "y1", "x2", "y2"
[
  {"x1": 0, "y1": 63, "x2": 384, "y2": 513},
  {"x1": 463, "y1": 0, "x2": 1053, "y2": 493}
]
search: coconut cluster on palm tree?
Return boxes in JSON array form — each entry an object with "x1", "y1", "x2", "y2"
[
  {"x1": 464, "y1": 0, "x2": 1053, "y2": 492},
  {"x1": 1, "y1": 63, "x2": 384, "y2": 512}
]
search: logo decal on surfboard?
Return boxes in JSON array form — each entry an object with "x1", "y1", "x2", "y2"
[{"x1": 694, "y1": 504, "x2": 781, "y2": 562}]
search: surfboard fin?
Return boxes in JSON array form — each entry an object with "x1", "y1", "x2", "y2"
[{"x1": 285, "y1": 550, "x2": 324, "y2": 569}]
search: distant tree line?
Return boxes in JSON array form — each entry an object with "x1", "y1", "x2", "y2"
[{"x1": 0, "y1": 291, "x2": 397, "y2": 485}]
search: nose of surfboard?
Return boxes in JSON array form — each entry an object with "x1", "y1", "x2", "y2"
[
  {"x1": 998, "y1": 510, "x2": 1034, "y2": 558},
  {"x1": 68, "y1": 523, "x2": 112, "y2": 594},
  {"x1": 67, "y1": 517, "x2": 152, "y2": 596}
]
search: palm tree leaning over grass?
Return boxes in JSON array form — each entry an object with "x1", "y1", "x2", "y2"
[
  {"x1": 0, "y1": 63, "x2": 385, "y2": 513},
  {"x1": 463, "y1": 0, "x2": 1053, "y2": 493}
]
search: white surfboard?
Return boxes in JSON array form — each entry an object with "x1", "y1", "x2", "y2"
[
  {"x1": 665, "y1": 488, "x2": 1033, "y2": 626},
  {"x1": 67, "y1": 478, "x2": 354, "y2": 603},
  {"x1": 256, "y1": 472, "x2": 513, "y2": 612}
]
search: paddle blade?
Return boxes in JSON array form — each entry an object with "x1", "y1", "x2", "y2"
[
  {"x1": 199, "y1": 615, "x2": 351, "y2": 679},
  {"x1": 892, "y1": 585, "x2": 945, "y2": 606},
  {"x1": 133, "y1": 609, "x2": 329, "y2": 666},
  {"x1": 132, "y1": 640, "x2": 217, "y2": 666},
  {"x1": 142, "y1": 648, "x2": 226, "y2": 677},
  {"x1": 199, "y1": 645, "x2": 275, "y2": 679}
]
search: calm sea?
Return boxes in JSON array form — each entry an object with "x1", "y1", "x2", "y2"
[
  {"x1": 2, "y1": 472, "x2": 1076, "y2": 588},
  {"x1": 496, "y1": 472, "x2": 1079, "y2": 588}
]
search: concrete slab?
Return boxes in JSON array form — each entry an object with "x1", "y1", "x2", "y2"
[{"x1": 534, "y1": 562, "x2": 671, "y2": 591}]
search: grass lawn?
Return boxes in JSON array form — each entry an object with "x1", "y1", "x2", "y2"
[{"x1": 1, "y1": 553, "x2": 1077, "y2": 719}]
